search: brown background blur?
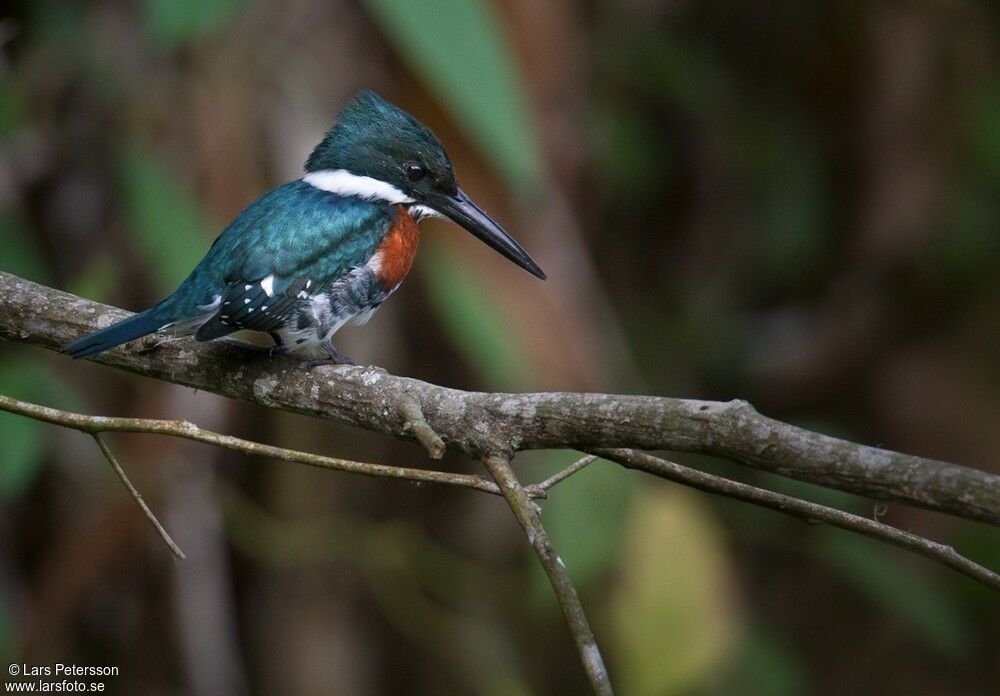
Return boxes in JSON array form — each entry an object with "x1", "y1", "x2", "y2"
[{"x1": 0, "y1": 1, "x2": 998, "y2": 694}]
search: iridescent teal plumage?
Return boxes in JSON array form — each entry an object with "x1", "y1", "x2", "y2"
[
  {"x1": 63, "y1": 91, "x2": 544, "y2": 365},
  {"x1": 172, "y1": 181, "x2": 390, "y2": 320},
  {"x1": 64, "y1": 181, "x2": 393, "y2": 359}
]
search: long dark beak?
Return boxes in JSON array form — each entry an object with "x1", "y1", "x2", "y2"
[{"x1": 427, "y1": 188, "x2": 546, "y2": 280}]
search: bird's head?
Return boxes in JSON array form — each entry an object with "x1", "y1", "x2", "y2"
[{"x1": 305, "y1": 91, "x2": 545, "y2": 279}]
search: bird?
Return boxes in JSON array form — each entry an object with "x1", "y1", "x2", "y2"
[{"x1": 63, "y1": 90, "x2": 545, "y2": 366}]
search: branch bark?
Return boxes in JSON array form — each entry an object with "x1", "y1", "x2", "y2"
[
  {"x1": 593, "y1": 449, "x2": 1000, "y2": 591},
  {"x1": 2, "y1": 272, "x2": 997, "y2": 525},
  {"x1": 482, "y1": 455, "x2": 613, "y2": 695},
  {"x1": 0, "y1": 395, "x2": 521, "y2": 499},
  {"x1": 4, "y1": 271, "x2": 1000, "y2": 694},
  {"x1": 93, "y1": 432, "x2": 186, "y2": 560}
]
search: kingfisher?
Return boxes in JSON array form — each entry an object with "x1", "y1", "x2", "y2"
[{"x1": 64, "y1": 91, "x2": 545, "y2": 365}]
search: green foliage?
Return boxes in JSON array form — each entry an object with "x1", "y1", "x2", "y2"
[
  {"x1": 609, "y1": 486, "x2": 737, "y2": 696},
  {"x1": 922, "y1": 190, "x2": 1000, "y2": 291},
  {"x1": 0, "y1": 593, "x2": 10, "y2": 664},
  {"x1": 0, "y1": 356, "x2": 77, "y2": 500},
  {"x1": 726, "y1": 626, "x2": 809, "y2": 696},
  {"x1": 0, "y1": 76, "x2": 26, "y2": 141},
  {"x1": 362, "y1": 0, "x2": 543, "y2": 192},
  {"x1": 971, "y1": 79, "x2": 1000, "y2": 187},
  {"x1": 68, "y1": 256, "x2": 120, "y2": 305},
  {"x1": 737, "y1": 118, "x2": 830, "y2": 296},
  {"x1": 144, "y1": 0, "x2": 249, "y2": 49},
  {"x1": 418, "y1": 238, "x2": 535, "y2": 390},
  {"x1": 527, "y1": 454, "x2": 633, "y2": 601},
  {"x1": 117, "y1": 144, "x2": 213, "y2": 294},
  {"x1": 0, "y1": 208, "x2": 50, "y2": 284},
  {"x1": 817, "y1": 529, "x2": 972, "y2": 660},
  {"x1": 591, "y1": 101, "x2": 663, "y2": 203}
]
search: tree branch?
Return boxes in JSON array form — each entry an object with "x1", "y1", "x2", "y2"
[
  {"x1": 593, "y1": 449, "x2": 1000, "y2": 591},
  {"x1": 0, "y1": 394, "x2": 524, "y2": 499},
  {"x1": 4, "y1": 271, "x2": 999, "y2": 693},
  {"x1": 399, "y1": 396, "x2": 446, "y2": 459},
  {"x1": 524, "y1": 454, "x2": 596, "y2": 497},
  {"x1": 92, "y1": 432, "x2": 186, "y2": 560},
  {"x1": 2, "y1": 272, "x2": 996, "y2": 525},
  {"x1": 482, "y1": 454, "x2": 613, "y2": 696}
]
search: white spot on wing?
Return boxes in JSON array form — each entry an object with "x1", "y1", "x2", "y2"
[
  {"x1": 303, "y1": 169, "x2": 414, "y2": 205},
  {"x1": 260, "y1": 274, "x2": 275, "y2": 297}
]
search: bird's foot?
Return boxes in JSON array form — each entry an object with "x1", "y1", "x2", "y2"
[
  {"x1": 307, "y1": 345, "x2": 356, "y2": 369},
  {"x1": 133, "y1": 334, "x2": 175, "y2": 354}
]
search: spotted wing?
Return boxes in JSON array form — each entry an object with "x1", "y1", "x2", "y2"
[
  {"x1": 194, "y1": 276, "x2": 312, "y2": 341},
  {"x1": 178, "y1": 180, "x2": 391, "y2": 340}
]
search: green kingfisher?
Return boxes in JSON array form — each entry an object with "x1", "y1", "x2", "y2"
[{"x1": 64, "y1": 91, "x2": 545, "y2": 365}]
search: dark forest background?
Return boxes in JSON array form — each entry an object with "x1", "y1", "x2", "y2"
[{"x1": 1, "y1": 1, "x2": 998, "y2": 694}]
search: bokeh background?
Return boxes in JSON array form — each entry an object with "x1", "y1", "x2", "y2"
[{"x1": 1, "y1": 1, "x2": 998, "y2": 694}]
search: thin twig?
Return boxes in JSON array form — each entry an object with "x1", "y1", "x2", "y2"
[
  {"x1": 593, "y1": 448, "x2": 1000, "y2": 591},
  {"x1": 399, "y1": 396, "x2": 445, "y2": 459},
  {"x1": 0, "y1": 394, "x2": 513, "y2": 499},
  {"x1": 525, "y1": 454, "x2": 596, "y2": 497},
  {"x1": 92, "y1": 433, "x2": 185, "y2": 560},
  {"x1": 482, "y1": 454, "x2": 613, "y2": 696}
]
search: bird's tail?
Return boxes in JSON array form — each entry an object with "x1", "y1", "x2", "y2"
[{"x1": 63, "y1": 302, "x2": 176, "y2": 359}]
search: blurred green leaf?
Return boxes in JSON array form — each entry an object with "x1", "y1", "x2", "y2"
[
  {"x1": 363, "y1": 0, "x2": 543, "y2": 192},
  {"x1": 0, "y1": 592, "x2": 11, "y2": 663},
  {"x1": 532, "y1": 454, "x2": 633, "y2": 599},
  {"x1": 744, "y1": 124, "x2": 829, "y2": 295},
  {"x1": 724, "y1": 625, "x2": 809, "y2": 696},
  {"x1": 418, "y1": 237, "x2": 534, "y2": 390},
  {"x1": 817, "y1": 529, "x2": 971, "y2": 660},
  {"x1": 0, "y1": 76, "x2": 26, "y2": 140},
  {"x1": 68, "y1": 255, "x2": 120, "y2": 305},
  {"x1": 922, "y1": 190, "x2": 1000, "y2": 291},
  {"x1": 952, "y1": 525, "x2": 1000, "y2": 609},
  {"x1": 610, "y1": 486, "x2": 737, "y2": 696},
  {"x1": 972, "y1": 80, "x2": 1000, "y2": 186},
  {"x1": 0, "y1": 356, "x2": 76, "y2": 500},
  {"x1": 591, "y1": 101, "x2": 663, "y2": 203},
  {"x1": 144, "y1": 0, "x2": 248, "y2": 49},
  {"x1": 0, "y1": 208, "x2": 50, "y2": 283},
  {"x1": 117, "y1": 144, "x2": 212, "y2": 294},
  {"x1": 627, "y1": 33, "x2": 732, "y2": 117},
  {"x1": 0, "y1": 406, "x2": 42, "y2": 500}
]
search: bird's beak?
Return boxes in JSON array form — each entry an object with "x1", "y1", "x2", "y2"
[{"x1": 427, "y1": 188, "x2": 546, "y2": 280}]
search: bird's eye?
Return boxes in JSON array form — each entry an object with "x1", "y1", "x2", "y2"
[{"x1": 405, "y1": 164, "x2": 427, "y2": 182}]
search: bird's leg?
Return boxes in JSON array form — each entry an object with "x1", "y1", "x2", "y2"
[
  {"x1": 268, "y1": 331, "x2": 290, "y2": 358},
  {"x1": 307, "y1": 337, "x2": 356, "y2": 369}
]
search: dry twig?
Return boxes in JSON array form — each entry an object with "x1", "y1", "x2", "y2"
[
  {"x1": 483, "y1": 454, "x2": 613, "y2": 696},
  {"x1": 92, "y1": 432, "x2": 186, "y2": 560},
  {"x1": 594, "y1": 448, "x2": 1000, "y2": 591},
  {"x1": 0, "y1": 395, "x2": 513, "y2": 499}
]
